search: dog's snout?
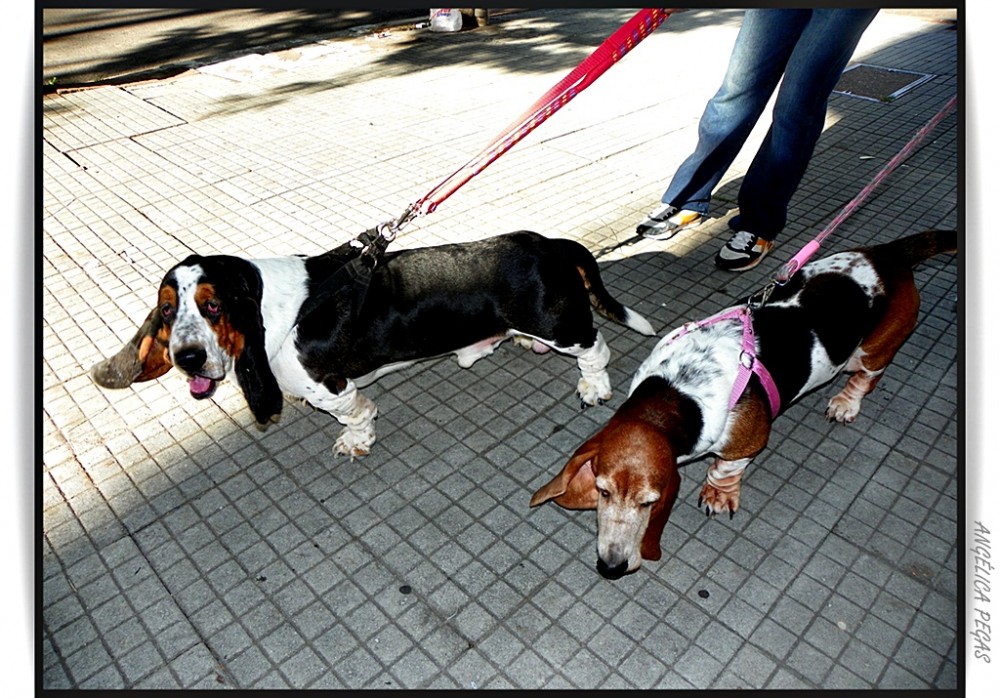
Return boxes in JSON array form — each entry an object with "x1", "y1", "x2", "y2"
[
  {"x1": 173, "y1": 346, "x2": 207, "y2": 374},
  {"x1": 596, "y1": 555, "x2": 629, "y2": 580}
]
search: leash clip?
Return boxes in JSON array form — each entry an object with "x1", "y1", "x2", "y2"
[
  {"x1": 390, "y1": 202, "x2": 422, "y2": 236},
  {"x1": 351, "y1": 225, "x2": 392, "y2": 271},
  {"x1": 747, "y1": 282, "x2": 775, "y2": 310},
  {"x1": 377, "y1": 221, "x2": 397, "y2": 245}
]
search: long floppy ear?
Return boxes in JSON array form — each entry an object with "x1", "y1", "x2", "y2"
[
  {"x1": 530, "y1": 431, "x2": 604, "y2": 510},
  {"x1": 229, "y1": 292, "x2": 284, "y2": 425},
  {"x1": 639, "y1": 467, "x2": 682, "y2": 561},
  {"x1": 91, "y1": 307, "x2": 172, "y2": 389}
]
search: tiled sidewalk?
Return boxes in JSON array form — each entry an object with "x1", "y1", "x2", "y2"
[{"x1": 41, "y1": 8, "x2": 959, "y2": 690}]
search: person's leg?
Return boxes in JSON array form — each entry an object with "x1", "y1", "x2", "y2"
[
  {"x1": 640, "y1": 10, "x2": 810, "y2": 239},
  {"x1": 660, "y1": 9, "x2": 811, "y2": 214},
  {"x1": 732, "y1": 8, "x2": 879, "y2": 239}
]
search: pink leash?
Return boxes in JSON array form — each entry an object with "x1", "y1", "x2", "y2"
[
  {"x1": 383, "y1": 8, "x2": 672, "y2": 236},
  {"x1": 774, "y1": 94, "x2": 958, "y2": 284},
  {"x1": 727, "y1": 95, "x2": 958, "y2": 414}
]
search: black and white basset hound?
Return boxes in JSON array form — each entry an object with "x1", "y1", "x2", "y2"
[
  {"x1": 91, "y1": 231, "x2": 655, "y2": 456},
  {"x1": 530, "y1": 229, "x2": 957, "y2": 578}
]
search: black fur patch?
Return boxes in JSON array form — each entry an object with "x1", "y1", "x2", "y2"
[
  {"x1": 754, "y1": 271, "x2": 881, "y2": 402},
  {"x1": 296, "y1": 232, "x2": 602, "y2": 384}
]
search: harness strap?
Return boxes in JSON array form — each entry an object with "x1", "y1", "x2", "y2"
[
  {"x1": 668, "y1": 307, "x2": 781, "y2": 418},
  {"x1": 294, "y1": 224, "x2": 393, "y2": 323},
  {"x1": 729, "y1": 307, "x2": 781, "y2": 418}
]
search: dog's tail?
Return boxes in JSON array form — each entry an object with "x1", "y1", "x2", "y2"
[
  {"x1": 563, "y1": 240, "x2": 656, "y2": 336},
  {"x1": 874, "y1": 229, "x2": 958, "y2": 267}
]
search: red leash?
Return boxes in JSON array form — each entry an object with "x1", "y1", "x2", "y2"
[
  {"x1": 773, "y1": 94, "x2": 958, "y2": 284},
  {"x1": 385, "y1": 8, "x2": 671, "y2": 234}
]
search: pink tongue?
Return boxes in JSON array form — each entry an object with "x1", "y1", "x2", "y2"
[{"x1": 189, "y1": 375, "x2": 214, "y2": 395}]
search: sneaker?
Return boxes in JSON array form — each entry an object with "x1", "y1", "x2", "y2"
[
  {"x1": 714, "y1": 230, "x2": 774, "y2": 271},
  {"x1": 636, "y1": 204, "x2": 702, "y2": 240}
]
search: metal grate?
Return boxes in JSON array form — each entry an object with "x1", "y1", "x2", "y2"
[{"x1": 833, "y1": 63, "x2": 935, "y2": 103}]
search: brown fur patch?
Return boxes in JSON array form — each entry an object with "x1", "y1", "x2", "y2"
[
  {"x1": 856, "y1": 271, "x2": 920, "y2": 372},
  {"x1": 717, "y1": 389, "x2": 772, "y2": 462},
  {"x1": 158, "y1": 285, "x2": 177, "y2": 311},
  {"x1": 195, "y1": 283, "x2": 246, "y2": 359},
  {"x1": 136, "y1": 331, "x2": 171, "y2": 381}
]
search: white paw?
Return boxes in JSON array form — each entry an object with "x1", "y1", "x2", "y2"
[
  {"x1": 826, "y1": 394, "x2": 861, "y2": 423},
  {"x1": 334, "y1": 429, "x2": 374, "y2": 458},
  {"x1": 698, "y1": 482, "x2": 741, "y2": 518},
  {"x1": 577, "y1": 374, "x2": 612, "y2": 406}
]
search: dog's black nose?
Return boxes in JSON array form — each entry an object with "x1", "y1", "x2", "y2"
[
  {"x1": 596, "y1": 557, "x2": 628, "y2": 580},
  {"x1": 173, "y1": 346, "x2": 207, "y2": 374}
]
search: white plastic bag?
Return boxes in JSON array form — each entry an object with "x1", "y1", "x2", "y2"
[{"x1": 429, "y1": 8, "x2": 463, "y2": 32}]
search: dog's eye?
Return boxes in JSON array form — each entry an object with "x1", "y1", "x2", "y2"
[
  {"x1": 640, "y1": 501, "x2": 654, "y2": 508},
  {"x1": 598, "y1": 488, "x2": 610, "y2": 499},
  {"x1": 160, "y1": 303, "x2": 175, "y2": 321},
  {"x1": 204, "y1": 299, "x2": 222, "y2": 317}
]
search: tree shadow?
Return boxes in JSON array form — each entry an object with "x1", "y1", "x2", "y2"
[
  {"x1": 42, "y1": 8, "x2": 424, "y2": 87},
  {"x1": 201, "y1": 8, "x2": 747, "y2": 115},
  {"x1": 43, "y1": 8, "x2": 745, "y2": 101}
]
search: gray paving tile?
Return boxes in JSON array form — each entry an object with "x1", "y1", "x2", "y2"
[{"x1": 676, "y1": 644, "x2": 725, "y2": 687}]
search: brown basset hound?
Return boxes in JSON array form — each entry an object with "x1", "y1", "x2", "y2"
[{"x1": 530, "y1": 230, "x2": 957, "y2": 578}]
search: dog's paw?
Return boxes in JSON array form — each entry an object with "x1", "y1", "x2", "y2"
[
  {"x1": 333, "y1": 441, "x2": 370, "y2": 459},
  {"x1": 826, "y1": 393, "x2": 861, "y2": 423},
  {"x1": 577, "y1": 377, "x2": 612, "y2": 407},
  {"x1": 698, "y1": 483, "x2": 740, "y2": 519},
  {"x1": 333, "y1": 431, "x2": 373, "y2": 458}
]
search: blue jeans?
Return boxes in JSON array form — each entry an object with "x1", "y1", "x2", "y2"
[{"x1": 660, "y1": 8, "x2": 878, "y2": 240}]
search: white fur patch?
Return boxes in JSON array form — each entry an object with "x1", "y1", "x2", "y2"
[
  {"x1": 595, "y1": 495, "x2": 653, "y2": 573},
  {"x1": 623, "y1": 307, "x2": 656, "y2": 336},
  {"x1": 252, "y1": 257, "x2": 310, "y2": 358},
  {"x1": 533, "y1": 331, "x2": 613, "y2": 404},
  {"x1": 169, "y1": 264, "x2": 230, "y2": 380},
  {"x1": 455, "y1": 334, "x2": 510, "y2": 368},
  {"x1": 630, "y1": 311, "x2": 745, "y2": 460},
  {"x1": 243, "y1": 257, "x2": 384, "y2": 453},
  {"x1": 768, "y1": 251, "x2": 883, "y2": 310}
]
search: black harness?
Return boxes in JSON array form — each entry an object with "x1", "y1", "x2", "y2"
[{"x1": 294, "y1": 224, "x2": 393, "y2": 323}]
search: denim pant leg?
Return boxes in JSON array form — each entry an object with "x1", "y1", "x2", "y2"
[
  {"x1": 734, "y1": 9, "x2": 879, "y2": 239},
  {"x1": 661, "y1": 9, "x2": 811, "y2": 214}
]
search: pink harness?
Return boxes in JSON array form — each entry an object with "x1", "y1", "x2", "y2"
[{"x1": 668, "y1": 306, "x2": 782, "y2": 418}]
